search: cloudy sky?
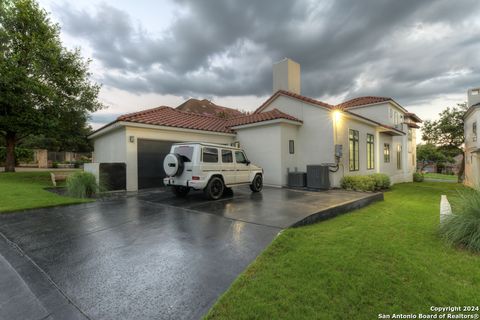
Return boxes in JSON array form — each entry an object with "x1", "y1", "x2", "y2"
[{"x1": 38, "y1": 0, "x2": 480, "y2": 130}]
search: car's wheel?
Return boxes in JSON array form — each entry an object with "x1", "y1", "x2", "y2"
[
  {"x1": 204, "y1": 176, "x2": 225, "y2": 200},
  {"x1": 250, "y1": 174, "x2": 263, "y2": 192},
  {"x1": 163, "y1": 153, "x2": 184, "y2": 177},
  {"x1": 172, "y1": 186, "x2": 190, "y2": 197}
]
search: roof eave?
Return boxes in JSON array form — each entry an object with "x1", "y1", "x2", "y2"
[{"x1": 230, "y1": 118, "x2": 302, "y2": 130}]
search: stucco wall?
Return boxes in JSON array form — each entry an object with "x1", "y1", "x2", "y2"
[
  {"x1": 464, "y1": 110, "x2": 480, "y2": 187},
  {"x1": 348, "y1": 102, "x2": 405, "y2": 127},
  {"x1": 93, "y1": 127, "x2": 127, "y2": 163},
  {"x1": 235, "y1": 124, "x2": 283, "y2": 186}
]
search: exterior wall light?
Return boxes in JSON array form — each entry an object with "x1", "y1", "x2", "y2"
[{"x1": 129, "y1": 136, "x2": 135, "y2": 143}]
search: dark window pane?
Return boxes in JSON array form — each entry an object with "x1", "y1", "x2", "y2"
[
  {"x1": 222, "y1": 149, "x2": 233, "y2": 163},
  {"x1": 289, "y1": 140, "x2": 295, "y2": 154},
  {"x1": 235, "y1": 151, "x2": 247, "y2": 163},
  {"x1": 203, "y1": 147, "x2": 218, "y2": 163},
  {"x1": 174, "y1": 146, "x2": 194, "y2": 162}
]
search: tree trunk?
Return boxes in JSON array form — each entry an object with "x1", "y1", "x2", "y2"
[
  {"x1": 5, "y1": 132, "x2": 16, "y2": 172},
  {"x1": 457, "y1": 151, "x2": 465, "y2": 183}
]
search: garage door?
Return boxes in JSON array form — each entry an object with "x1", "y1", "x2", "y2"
[{"x1": 137, "y1": 139, "x2": 174, "y2": 189}]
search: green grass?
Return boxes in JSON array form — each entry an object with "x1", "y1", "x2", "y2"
[
  {"x1": 206, "y1": 182, "x2": 480, "y2": 320},
  {"x1": 424, "y1": 172, "x2": 457, "y2": 181},
  {"x1": 0, "y1": 172, "x2": 93, "y2": 213}
]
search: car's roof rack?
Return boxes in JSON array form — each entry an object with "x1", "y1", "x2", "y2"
[{"x1": 172, "y1": 141, "x2": 241, "y2": 149}]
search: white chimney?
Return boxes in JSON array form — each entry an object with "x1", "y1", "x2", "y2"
[
  {"x1": 273, "y1": 58, "x2": 301, "y2": 94},
  {"x1": 468, "y1": 87, "x2": 480, "y2": 107}
]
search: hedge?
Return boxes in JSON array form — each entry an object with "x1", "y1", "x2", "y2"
[
  {"x1": 413, "y1": 172, "x2": 424, "y2": 182},
  {"x1": 340, "y1": 173, "x2": 391, "y2": 192}
]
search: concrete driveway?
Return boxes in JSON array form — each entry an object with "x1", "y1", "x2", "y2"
[{"x1": 0, "y1": 186, "x2": 380, "y2": 320}]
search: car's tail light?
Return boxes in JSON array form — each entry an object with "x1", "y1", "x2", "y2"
[{"x1": 192, "y1": 176, "x2": 200, "y2": 180}]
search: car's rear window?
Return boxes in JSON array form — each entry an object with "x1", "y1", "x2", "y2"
[
  {"x1": 202, "y1": 147, "x2": 219, "y2": 163},
  {"x1": 174, "y1": 146, "x2": 194, "y2": 162}
]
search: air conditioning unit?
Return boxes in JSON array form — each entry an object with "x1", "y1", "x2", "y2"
[
  {"x1": 306, "y1": 165, "x2": 330, "y2": 189},
  {"x1": 288, "y1": 172, "x2": 306, "y2": 187}
]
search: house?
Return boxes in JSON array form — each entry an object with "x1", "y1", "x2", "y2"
[
  {"x1": 464, "y1": 87, "x2": 480, "y2": 187},
  {"x1": 87, "y1": 58, "x2": 421, "y2": 191}
]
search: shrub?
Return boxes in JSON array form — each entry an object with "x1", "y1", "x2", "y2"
[
  {"x1": 341, "y1": 174, "x2": 390, "y2": 192},
  {"x1": 66, "y1": 172, "x2": 100, "y2": 198},
  {"x1": 52, "y1": 162, "x2": 59, "y2": 168},
  {"x1": 369, "y1": 173, "x2": 391, "y2": 190},
  {"x1": 0, "y1": 147, "x2": 34, "y2": 165},
  {"x1": 439, "y1": 189, "x2": 480, "y2": 252},
  {"x1": 413, "y1": 172, "x2": 424, "y2": 182}
]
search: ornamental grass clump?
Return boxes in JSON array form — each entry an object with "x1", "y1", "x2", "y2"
[
  {"x1": 439, "y1": 188, "x2": 480, "y2": 253},
  {"x1": 66, "y1": 172, "x2": 100, "y2": 198}
]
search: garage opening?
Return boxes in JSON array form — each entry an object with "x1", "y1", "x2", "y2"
[{"x1": 137, "y1": 139, "x2": 174, "y2": 189}]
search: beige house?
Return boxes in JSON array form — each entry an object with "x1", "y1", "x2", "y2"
[
  {"x1": 87, "y1": 59, "x2": 421, "y2": 191},
  {"x1": 464, "y1": 87, "x2": 480, "y2": 187}
]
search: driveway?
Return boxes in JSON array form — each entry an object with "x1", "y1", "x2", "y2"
[{"x1": 0, "y1": 186, "x2": 380, "y2": 320}]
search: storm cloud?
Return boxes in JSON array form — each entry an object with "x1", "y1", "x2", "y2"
[{"x1": 55, "y1": 0, "x2": 480, "y2": 106}]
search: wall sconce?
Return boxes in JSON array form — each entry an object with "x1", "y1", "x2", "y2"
[{"x1": 129, "y1": 136, "x2": 135, "y2": 143}]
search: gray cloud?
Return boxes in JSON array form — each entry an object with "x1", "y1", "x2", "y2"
[{"x1": 55, "y1": 0, "x2": 480, "y2": 106}]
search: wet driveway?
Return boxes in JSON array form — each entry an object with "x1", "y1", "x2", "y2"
[{"x1": 0, "y1": 186, "x2": 380, "y2": 320}]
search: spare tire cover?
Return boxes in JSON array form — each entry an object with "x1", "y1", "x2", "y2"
[{"x1": 163, "y1": 153, "x2": 184, "y2": 177}]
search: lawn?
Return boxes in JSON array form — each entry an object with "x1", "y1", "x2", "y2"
[
  {"x1": 424, "y1": 172, "x2": 458, "y2": 181},
  {"x1": 0, "y1": 172, "x2": 92, "y2": 213},
  {"x1": 206, "y1": 182, "x2": 480, "y2": 320}
]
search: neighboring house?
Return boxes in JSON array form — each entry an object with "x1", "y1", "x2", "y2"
[
  {"x1": 417, "y1": 155, "x2": 462, "y2": 175},
  {"x1": 88, "y1": 59, "x2": 421, "y2": 191},
  {"x1": 464, "y1": 87, "x2": 480, "y2": 187}
]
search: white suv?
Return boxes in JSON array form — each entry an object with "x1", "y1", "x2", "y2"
[{"x1": 163, "y1": 142, "x2": 263, "y2": 200}]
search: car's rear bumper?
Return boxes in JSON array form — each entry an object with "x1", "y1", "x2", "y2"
[{"x1": 163, "y1": 177, "x2": 207, "y2": 190}]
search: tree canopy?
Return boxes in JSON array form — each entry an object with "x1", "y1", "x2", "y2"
[
  {"x1": 421, "y1": 103, "x2": 467, "y2": 181},
  {"x1": 0, "y1": 0, "x2": 103, "y2": 171}
]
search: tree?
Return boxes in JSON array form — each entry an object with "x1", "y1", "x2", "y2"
[
  {"x1": 0, "y1": 0, "x2": 103, "y2": 172},
  {"x1": 421, "y1": 103, "x2": 467, "y2": 182},
  {"x1": 416, "y1": 143, "x2": 447, "y2": 172}
]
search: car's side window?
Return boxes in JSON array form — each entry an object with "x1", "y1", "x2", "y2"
[
  {"x1": 202, "y1": 147, "x2": 219, "y2": 163},
  {"x1": 235, "y1": 151, "x2": 247, "y2": 164},
  {"x1": 222, "y1": 149, "x2": 233, "y2": 163}
]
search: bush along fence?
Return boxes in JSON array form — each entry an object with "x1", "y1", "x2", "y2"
[
  {"x1": 340, "y1": 174, "x2": 391, "y2": 192},
  {"x1": 0, "y1": 147, "x2": 34, "y2": 165}
]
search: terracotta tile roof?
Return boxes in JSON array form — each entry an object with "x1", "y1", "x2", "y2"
[
  {"x1": 117, "y1": 106, "x2": 234, "y2": 133},
  {"x1": 227, "y1": 109, "x2": 302, "y2": 127},
  {"x1": 112, "y1": 106, "x2": 302, "y2": 134},
  {"x1": 254, "y1": 90, "x2": 333, "y2": 113},
  {"x1": 336, "y1": 96, "x2": 392, "y2": 109}
]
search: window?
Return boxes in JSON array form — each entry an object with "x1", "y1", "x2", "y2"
[
  {"x1": 473, "y1": 122, "x2": 477, "y2": 142},
  {"x1": 397, "y1": 145, "x2": 402, "y2": 169},
  {"x1": 349, "y1": 129, "x2": 359, "y2": 171},
  {"x1": 202, "y1": 147, "x2": 218, "y2": 163},
  {"x1": 235, "y1": 151, "x2": 248, "y2": 164},
  {"x1": 366, "y1": 134, "x2": 374, "y2": 169},
  {"x1": 174, "y1": 146, "x2": 194, "y2": 162},
  {"x1": 289, "y1": 140, "x2": 295, "y2": 154},
  {"x1": 384, "y1": 144, "x2": 390, "y2": 163},
  {"x1": 408, "y1": 128, "x2": 413, "y2": 141},
  {"x1": 221, "y1": 149, "x2": 233, "y2": 163}
]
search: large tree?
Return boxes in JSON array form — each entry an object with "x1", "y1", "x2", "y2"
[
  {"x1": 422, "y1": 103, "x2": 467, "y2": 182},
  {"x1": 416, "y1": 143, "x2": 447, "y2": 172},
  {"x1": 0, "y1": 0, "x2": 102, "y2": 172}
]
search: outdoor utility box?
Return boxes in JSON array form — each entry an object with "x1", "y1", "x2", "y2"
[
  {"x1": 306, "y1": 165, "x2": 330, "y2": 189},
  {"x1": 288, "y1": 172, "x2": 307, "y2": 187}
]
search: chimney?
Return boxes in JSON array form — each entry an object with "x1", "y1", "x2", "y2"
[
  {"x1": 273, "y1": 58, "x2": 301, "y2": 94},
  {"x1": 468, "y1": 87, "x2": 480, "y2": 107}
]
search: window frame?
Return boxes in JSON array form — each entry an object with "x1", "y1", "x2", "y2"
[
  {"x1": 366, "y1": 133, "x2": 374, "y2": 170},
  {"x1": 349, "y1": 129, "x2": 360, "y2": 171},
  {"x1": 289, "y1": 140, "x2": 295, "y2": 154},
  {"x1": 473, "y1": 122, "x2": 477, "y2": 142},
  {"x1": 234, "y1": 151, "x2": 248, "y2": 164},
  {"x1": 221, "y1": 149, "x2": 233, "y2": 163},
  {"x1": 202, "y1": 147, "x2": 219, "y2": 163},
  {"x1": 384, "y1": 143, "x2": 390, "y2": 163},
  {"x1": 396, "y1": 144, "x2": 402, "y2": 170}
]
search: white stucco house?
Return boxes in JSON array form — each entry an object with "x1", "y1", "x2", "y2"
[
  {"x1": 464, "y1": 87, "x2": 480, "y2": 187},
  {"x1": 88, "y1": 59, "x2": 421, "y2": 191}
]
